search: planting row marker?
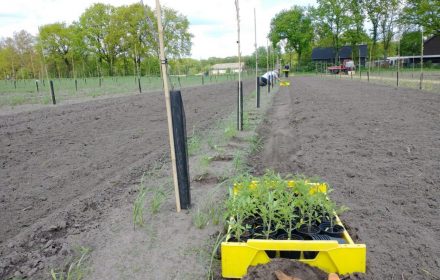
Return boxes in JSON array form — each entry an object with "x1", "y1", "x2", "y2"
[
  {"x1": 420, "y1": 27, "x2": 424, "y2": 90},
  {"x1": 138, "y1": 77, "x2": 142, "y2": 93},
  {"x1": 50, "y1": 80, "x2": 56, "y2": 105},
  {"x1": 153, "y1": 0, "x2": 181, "y2": 212},
  {"x1": 254, "y1": 8, "x2": 259, "y2": 108},
  {"x1": 235, "y1": 0, "x2": 243, "y2": 131}
]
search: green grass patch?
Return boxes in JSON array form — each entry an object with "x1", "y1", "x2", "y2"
[{"x1": 50, "y1": 246, "x2": 91, "y2": 280}]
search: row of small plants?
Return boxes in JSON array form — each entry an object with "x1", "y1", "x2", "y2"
[{"x1": 224, "y1": 171, "x2": 348, "y2": 243}]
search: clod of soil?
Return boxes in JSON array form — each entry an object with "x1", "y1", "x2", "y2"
[{"x1": 242, "y1": 259, "x2": 328, "y2": 280}]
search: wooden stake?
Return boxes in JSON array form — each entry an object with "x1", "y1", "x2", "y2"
[
  {"x1": 254, "y1": 8, "x2": 258, "y2": 107},
  {"x1": 235, "y1": 0, "x2": 243, "y2": 131},
  {"x1": 420, "y1": 27, "x2": 424, "y2": 90},
  {"x1": 154, "y1": 0, "x2": 181, "y2": 212}
]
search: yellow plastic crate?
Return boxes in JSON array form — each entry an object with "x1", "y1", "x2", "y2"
[
  {"x1": 222, "y1": 181, "x2": 366, "y2": 278},
  {"x1": 233, "y1": 181, "x2": 327, "y2": 195},
  {"x1": 221, "y1": 215, "x2": 366, "y2": 278}
]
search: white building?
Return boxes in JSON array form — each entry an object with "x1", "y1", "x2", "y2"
[{"x1": 210, "y1": 62, "x2": 244, "y2": 75}]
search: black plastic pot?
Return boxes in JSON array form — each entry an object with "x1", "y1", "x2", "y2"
[
  {"x1": 319, "y1": 222, "x2": 345, "y2": 238},
  {"x1": 276, "y1": 233, "x2": 304, "y2": 259},
  {"x1": 296, "y1": 224, "x2": 320, "y2": 237},
  {"x1": 227, "y1": 228, "x2": 254, "y2": 243},
  {"x1": 243, "y1": 217, "x2": 256, "y2": 229},
  {"x1": 303, "y1": 234, "x2": 332, "y2": 259},
  {"x1": 253, "y1": 225, "x2": 264, "y2": 238},
  {"x1": 241, "y1": 229, "x2": 254, "y2": 241},
  {"x1": 252, "y1": 226, "x2": 277, "y2": 240}
]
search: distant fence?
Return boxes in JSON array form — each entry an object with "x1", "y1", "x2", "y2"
[
  {"x1": 315, "y1": 66, "x2": 440, "y2": 94},
  {"x1": 0, "y1": 72, "x2": 256, "y2": 108}
]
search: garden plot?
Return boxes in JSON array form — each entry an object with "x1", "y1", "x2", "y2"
[
  {"x1": 250, "y1": 76, "x2": 440, "y2": 279},
  {"x1": 0, "y1": 79, "x2": 258, "y2": 279}
]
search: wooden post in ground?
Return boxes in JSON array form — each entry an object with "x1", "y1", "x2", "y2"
[
  {"x1": 254, "y1": 7, "x2": 258, "y2": 108},
  {"x1": 420, "y1": 27, "x2": 424, "y2": 90},
  {"x1": 397, "y1": 28, "x2": 401, "y2": 88},
  {"x1": 235, "y1": 0, "x2": 243, "y2": 131},
  {"x1": 266, "y1": 40, "x2": 269, "y2": 94},
  {"x1": 154, "y1": 0, "x2": 181, "y2": 212}
]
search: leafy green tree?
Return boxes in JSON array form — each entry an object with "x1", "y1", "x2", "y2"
[
  {"x1": 346, "y1": 0, "x2": 366, "y2": 52},
  {"x1": 365, "y1": 0, "x2": 382, "y2": 59},
  {"x1": 314, "y1": 0, "x2": 351, "y2": 63},
  {"x1": 114, "y1": 3, "x2": 153, "y2": 76},
  {"x1": 162, "y1": 7, "x2": 192, "y2": 58},
  {"x1": 269, "y1": 6, "x2": 313, "y2": 67},
  {"x1": 79, "y1": 3, "x2": 122, "y2": 76},
  {"x1": 0, "y1": 31, "x2": 36, "y2": 79},
  {"x1": 401, "y1": 0, "x2": 440, "y2": 36},
  {"x1": 245, "y1": 47, "x2": 269, "y2": 70},
  {"x1": 38, "y1": 23, "x2": 76, "y2": 77},
  {"x1": 0, "y1": 38, "x2": 18, "y2": 79},
  {"x1": 379, "y1": 0, "x2": 400, "y2": 59},
  {"x1": 400, "y1": 31, "x2": 422, "y2": 55}
]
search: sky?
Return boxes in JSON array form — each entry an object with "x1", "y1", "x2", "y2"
[{"x1": 0, "y1": 0, "x2": 317, "y2": 59}]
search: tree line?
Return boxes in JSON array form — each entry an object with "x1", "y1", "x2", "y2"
[
  {"x1": 0, "y1": 3, "x2": 193, "y2": 80},
  {"x1": 1, "y1": 0, "x2": 438, "y2": 80},
  {"x1": 268, "y1": 0, "x2": 439, "y2": 69}
]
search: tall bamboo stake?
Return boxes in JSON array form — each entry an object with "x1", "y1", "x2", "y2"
[
  {"x1": 254, "y1": 8, "x2": 258, "y2": 106},
  {"x1": 38, "y1": 26, "x2": 50, "y2": 82},
  {"x1": 235, "y1": 0, "x2": 242, "y2": 131},
  {"x1": 266, "y1": 39, "x2": 269, "y2": 73},
  {"x1": 397, "y1": 29, "x2": 400, "y2": 87},
  {"x1": 420, "y1": 27, "x2": 424, "y2": 90},
  {"x1": 155, "y1": 0, "x2": 181, "y2": 212}
]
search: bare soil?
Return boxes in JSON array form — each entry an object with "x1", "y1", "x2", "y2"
[
  {"x1": 243, "y1": 259, "x2": 327, "y2": 280},
  {"x1": 2, "y1": 74, "x2": 439, "y2": 279},
  {"x1": 249, "y1": 76, "x2": 440, "y2": 279},
  {"x1": 0, "y1": 80, "x2": 255, "y2": 279}
]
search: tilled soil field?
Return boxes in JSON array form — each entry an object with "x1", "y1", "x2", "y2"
[
  {"x1": 0, "y1": 80, "x2": 254, "y2": 279},
  {"x1": 250, "y1": 76, "x2": 440, "y2": 279}
]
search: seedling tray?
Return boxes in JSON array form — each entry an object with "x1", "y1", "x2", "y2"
[{"x1": 222, "y1": 181, "x2": 366, "y2": 278}]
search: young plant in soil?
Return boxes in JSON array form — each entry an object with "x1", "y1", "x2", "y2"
[
  {"x1": 294, "y1": 180, "x2": 323, "y2": 235},
  {"x1": 320, "y1": 197, "x2": 349, "y2": 234},
  {"x1": 276, "y1": 187, "x2": 299, "y2": 240},
  {"x1": 256, "y1": 190, "x2": 280, "y2": 239},
  {"x1": 224, "y1": 192, "x2": 255, "y2": 242}
]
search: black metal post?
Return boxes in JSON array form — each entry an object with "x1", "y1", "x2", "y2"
[
  {"x1": 397, "y1": 71, "x2": 399, "y2": 87},
  {"x1": 138, "y1": 77, "x2": 142, "y2": 93},
  {"x1": 240, "y1": 80, "x2": 243, "y2": 131},
  {"x1": 75, "y1": 79, "x2": 78, "y2": 91},
  {"x1": 50, "y1": 80, "x2": 56, "y2": 105},
  {"x1": 35, "y1": 81, "x2": 39, "y2": 93},
  {"x1": 170, "y1": 90, "x2": 191, "y2": 209},
  {"x1": 202, "y1": 75, "x2": 204, "y2": 85}
]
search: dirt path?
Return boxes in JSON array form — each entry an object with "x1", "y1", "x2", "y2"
[
  {"x1": 0, "y1": 80, "x2": 254, "y2": 279},
  {"x1": 250, "y1": 76, "x2": 440, "y2": 279}
]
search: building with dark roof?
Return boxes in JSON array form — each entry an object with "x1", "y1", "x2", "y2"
[
  {"x1": 424, "y1": 35, "x2": 440, "y2": 57},
  {"x1": 388, "y1": 35, "x2": 440, "y2": 66},
  {"x1": 312, "y1": 44, "x2": 368, "y2": 66}
]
